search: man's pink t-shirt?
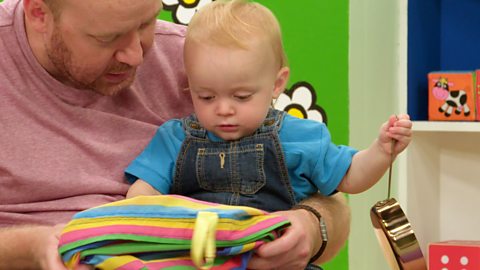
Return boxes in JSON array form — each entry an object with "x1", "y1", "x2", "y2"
[{"x1": 0, "y1": 0, "x2": 193, "y2": 226}]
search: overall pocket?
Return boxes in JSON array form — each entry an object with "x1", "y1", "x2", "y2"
[{"x1": 196, "y1": 144, "x2": 266, "y2": 194}]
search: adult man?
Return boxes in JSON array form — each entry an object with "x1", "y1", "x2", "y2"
[{"x1": 0, "y1": 0, "x2": 351, "y2": 269}]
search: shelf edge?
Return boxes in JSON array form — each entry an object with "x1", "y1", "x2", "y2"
[{"x1": 412, "y1": 121, "x2": 480, "y2": 132}]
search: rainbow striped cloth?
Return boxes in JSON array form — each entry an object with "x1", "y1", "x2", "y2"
[{"x1": 58, "y1": 195, "x2": 291, "y2": 269}]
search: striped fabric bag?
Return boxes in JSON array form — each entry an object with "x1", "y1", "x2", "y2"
[{"x1": 58, "y1": 195, "x2": 291, "y2": 270}]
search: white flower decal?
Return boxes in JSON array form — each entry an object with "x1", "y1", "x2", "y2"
[
  {"x1": 274, "y1": 81, "x2": 328, "y2": 124},
  {"x1": 162, "y1": 0, "x2": 214, "y2": 25}
]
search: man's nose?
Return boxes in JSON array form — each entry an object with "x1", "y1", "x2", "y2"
[{"x1": 115, "y1": 32, "x2": 144, "y2": 67}]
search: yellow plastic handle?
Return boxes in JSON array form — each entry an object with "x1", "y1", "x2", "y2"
[{"x1": 191, "y1": 211, "x2": 219, "y2": 270}]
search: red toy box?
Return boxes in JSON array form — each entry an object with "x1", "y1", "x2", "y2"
[
  {"x1": 429, "y1": 240, "x2": 480, "y2": 270},
  {"x1": 428, "y1": 71, "x2": 476, "y2": 121}
]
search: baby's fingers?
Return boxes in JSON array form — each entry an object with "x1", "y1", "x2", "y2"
[
  {"x1": 388, "y1": 115, "x2": 412, "y2": 135},
  {"x1": 396, "y1": 113, "x2": 410, "y2": 121},
  {"x1": 393, "y1": 119, "x2": 413, "y2": 129},
  {"x1": 387, "y1": 115, "x2": 399, "y2": 129},
  {"x1": 388, "y1": 126, "x2": 412, "y2": 139}
]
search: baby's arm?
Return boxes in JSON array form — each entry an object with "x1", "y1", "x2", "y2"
[
  {"x1": 126, "y1": 179, "x2": 162, "y2": 198},
  {"x1": 337, "y1": 114, "x2": 412, "y2": 194}
]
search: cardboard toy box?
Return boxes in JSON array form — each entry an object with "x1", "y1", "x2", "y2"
[
  {"x1": 429, "y1": 240, "x2": 480, "y2": 270},
  {"x1": 428, "y1": 71, "x2": 476, "y2": 121}
]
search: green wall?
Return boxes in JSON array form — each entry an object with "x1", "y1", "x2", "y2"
[
  {"x1": 159, "y1": 3, "x2": 351, "y2": 266},
  {"x1": 262, "y1": 1, "x2": 350, "y2": 147},
  {"x1": 161, "y1": 2, "x2": 350, "y2": 266},
  {"x1": 160, "y1": 0, "x2": 350, "y2": 147}
]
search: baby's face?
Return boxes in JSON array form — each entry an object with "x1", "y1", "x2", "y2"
[{"x1": 184, "y1": 40, "x2": 285, "y2": 141}]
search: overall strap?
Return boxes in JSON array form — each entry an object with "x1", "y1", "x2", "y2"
[
  {"x1": 256, "y1": 109, "x2": 285, "y2": 134},
  {"x1": 182, "y1": 114, "x2": 207, "y2": 139}
]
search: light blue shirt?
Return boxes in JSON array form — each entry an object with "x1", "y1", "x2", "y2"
[{"x1": 125, "y1": 114, "x2": 357, "y2": 202}]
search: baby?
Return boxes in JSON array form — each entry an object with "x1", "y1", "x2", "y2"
[{"x1": 125, "y1": 0, "x2": 412, "y2": 212}]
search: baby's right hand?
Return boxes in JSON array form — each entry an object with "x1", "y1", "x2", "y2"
[{"x1": 377, "y1": 114, "x2": 412, "y2": 156}]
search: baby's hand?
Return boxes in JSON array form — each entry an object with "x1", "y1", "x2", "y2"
[{"x1": 378, "y1": 114, "x2": 412, "y2": 156}]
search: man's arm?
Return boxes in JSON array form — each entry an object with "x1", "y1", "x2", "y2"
[
  {"x1": 301, "y1": 192, "x2": 350, "y2": 264},
  {"x1": 248, "y1": 192, "x2": 351, "y2": 269},
  {"x1": 0, "y1": 226, "x2": 90, "y2": 270}
]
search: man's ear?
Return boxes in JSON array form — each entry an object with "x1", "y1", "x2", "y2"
[
  {"x1": 23, "y1": 0, "x2": 54, "y2": 33},
  {"x1": 273, "y1": 66, "x2": 290, "y2": 98}
]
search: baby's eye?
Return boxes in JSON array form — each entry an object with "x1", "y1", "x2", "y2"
[
  {"x1": 199, "y1": 95, "x2": 214, "y2": 101},
  {"x1": 234, "y1": 94, "x2": 252, "y2": 100}
]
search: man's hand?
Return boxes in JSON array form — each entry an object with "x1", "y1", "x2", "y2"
[
  {"x1": 247, "y1": 209, "x2": 318, "y2": 270},
  {"x1": 247, "y1": 193, "x2": 350, "y2": 269},
  {"x1": 35, "y1": 225, "x2": 69, "y2": 270},
  {"x1": 0, "y1": 225, "x2": 91, "y2": 270}
]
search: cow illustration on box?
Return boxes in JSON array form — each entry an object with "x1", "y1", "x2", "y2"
[
  {"x1": 432, "y1": 77, "x2": 470, "y2": 117},
  {"x1": 428, "y1": 72, "x2": 476, "y2": 121}
]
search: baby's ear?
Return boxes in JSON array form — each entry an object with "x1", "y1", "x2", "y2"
[{"x1": 273, "y1": 67, "x2": 290, "y2": 98}]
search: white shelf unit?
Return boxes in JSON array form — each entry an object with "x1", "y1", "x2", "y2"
[
  {"x1": 413, "y1": 121, "x2": 480, "y2": 133},
  {"x1": 349, "y1": 1, "x2": 479, "y2": 269},
  {"x1": 399, "y1": 122, "x2": 480, "y2": 260}
]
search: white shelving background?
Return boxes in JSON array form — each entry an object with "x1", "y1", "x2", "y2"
[
  {"x1": 349, "y1": 1, "x2": 479, "y2": 269},
  {"x1": 413, "y1": 121, "x2": 480, "y2": 132},
  {"x1": 398, "y1": 121, "x2": 480, "y2": 257}
]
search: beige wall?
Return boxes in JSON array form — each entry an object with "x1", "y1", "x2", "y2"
[{"x1": 348, "y1": 0, "x2": 407, "y2": 269}]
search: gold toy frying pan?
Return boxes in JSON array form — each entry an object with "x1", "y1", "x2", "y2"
[{"x1": 370, "y1": 138, "x2": 427, "y2": 270}]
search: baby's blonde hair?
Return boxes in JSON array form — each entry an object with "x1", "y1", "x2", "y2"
[{"x1": 185, "y1": 0, "x2": 288, "y2": 69}]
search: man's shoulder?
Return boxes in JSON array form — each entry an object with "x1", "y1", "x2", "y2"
[{"x1": 154, "y1": 20, "x2": 187, "y2": 38}]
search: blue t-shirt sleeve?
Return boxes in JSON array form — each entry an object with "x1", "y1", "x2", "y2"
[
  {"x1": 279, "y1": 114, "x2": 358, "y2": 198},
  {"x1": 124, "y1": 120, "x2": 185, "y2": 194}
]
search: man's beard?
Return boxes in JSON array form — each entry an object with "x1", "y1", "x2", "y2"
[{"x1": 46, "y1": 26, "x2": 136, "y2": 96}]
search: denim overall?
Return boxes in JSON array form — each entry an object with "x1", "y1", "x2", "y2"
[
  {"x1": 172, "y1": 109, "x2": 323, "y2": 270},
  {"x1": 171, "y1": 109, "x2": 296, "y2": 212}
]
